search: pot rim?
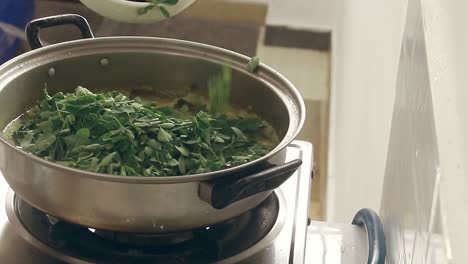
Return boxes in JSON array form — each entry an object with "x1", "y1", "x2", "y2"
[{"x1": 0, "y1": 36, "x2": 305, "y2": 184}]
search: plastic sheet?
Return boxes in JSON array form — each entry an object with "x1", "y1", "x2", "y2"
[{"x1": 379, "y1": 0, "x2": 449, "y2": 263}]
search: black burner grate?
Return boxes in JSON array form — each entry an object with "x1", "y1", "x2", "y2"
[{"x1": 14, "y1": 194, "x2": 279, "y2": 263}]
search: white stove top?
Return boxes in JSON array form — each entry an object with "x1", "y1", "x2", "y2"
[{"x1": 0, "y1": 141, "x2": 315, "y2": 264}]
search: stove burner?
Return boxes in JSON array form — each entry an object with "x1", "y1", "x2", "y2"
[
  {"x1": 8, "y1": 192, "x2": 281, "y2": 263},
  {"x1": 93, "y1": 229, "x2": 196, "y2": 247}
]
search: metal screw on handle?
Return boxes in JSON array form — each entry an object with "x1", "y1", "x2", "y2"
[
  {"x1": 26, "y1": 14, "x2": 94, "y2": 50},
  {"x1": 352, "y1": 208, "x2": 386, "y2": 264}
]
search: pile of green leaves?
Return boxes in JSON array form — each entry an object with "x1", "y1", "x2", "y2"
[{"x1": 10, "y1": 87, "x2": 274, "y2": 176}]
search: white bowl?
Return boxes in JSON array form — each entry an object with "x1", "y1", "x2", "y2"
[{"x1": 80, "y1": 0, "x2": 196, "y2": 24}]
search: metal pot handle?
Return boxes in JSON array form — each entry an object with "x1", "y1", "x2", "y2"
[
  {"x1": 199, "y1": 159, "x2": 302, "y2": 209},
  {"x1": 26, "y1": 14, "x2": 94, "y2": 50}
]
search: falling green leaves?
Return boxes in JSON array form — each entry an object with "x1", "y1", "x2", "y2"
[{"x1": 208, "y1": 65, "x2": 232, "y2": 113}]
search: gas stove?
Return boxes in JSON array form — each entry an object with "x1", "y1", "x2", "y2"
[{"x1": 0, "y1": 141, "x2": 313, "y2": 264}]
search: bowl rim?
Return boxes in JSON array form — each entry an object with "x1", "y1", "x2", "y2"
[{"x1": 83, "y1": 0, "x2": 149, "y2": 8}]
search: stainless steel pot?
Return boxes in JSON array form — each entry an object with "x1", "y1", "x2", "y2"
[{"x1": 0, "y1": 15, "x2": 305, "y2": 233}]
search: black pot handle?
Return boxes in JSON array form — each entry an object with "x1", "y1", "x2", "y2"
[
  {"x1": 199, "y1": 159, "x2": 302, "y2": 209},
  {"x1": 352, "y1": 208, "x2": 386, "y2": 264},
  {"x1": 26, "y1": 14, "x2": 94, "y2": 50}
]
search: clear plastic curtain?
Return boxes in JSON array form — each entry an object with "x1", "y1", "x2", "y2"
[{"x1": 379, "y1": 0, "x2": 449, "y2": 263}]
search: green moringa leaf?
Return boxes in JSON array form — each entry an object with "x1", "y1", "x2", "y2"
[
  {"x1": 138, "y1": 3, "x2": 157, "y2": 15},
  {"x1": 175, "y1": 145, "x2": 190, "y2": 156},
  {"x1": 247, "y1": 56, "x2": 260, "y2": 73},
  {"x1": 161, "y1": 0, "x2": 179, "y2": 5},
  {"x1": 76, "y1": 128, "x2": 90, "y2": 140},
  {"x1": 157, "y1": 128, "x2": 172, "y2": 142},
  {"x1": 159, "y1": 6, "x2": 171, "y2": 18}
]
